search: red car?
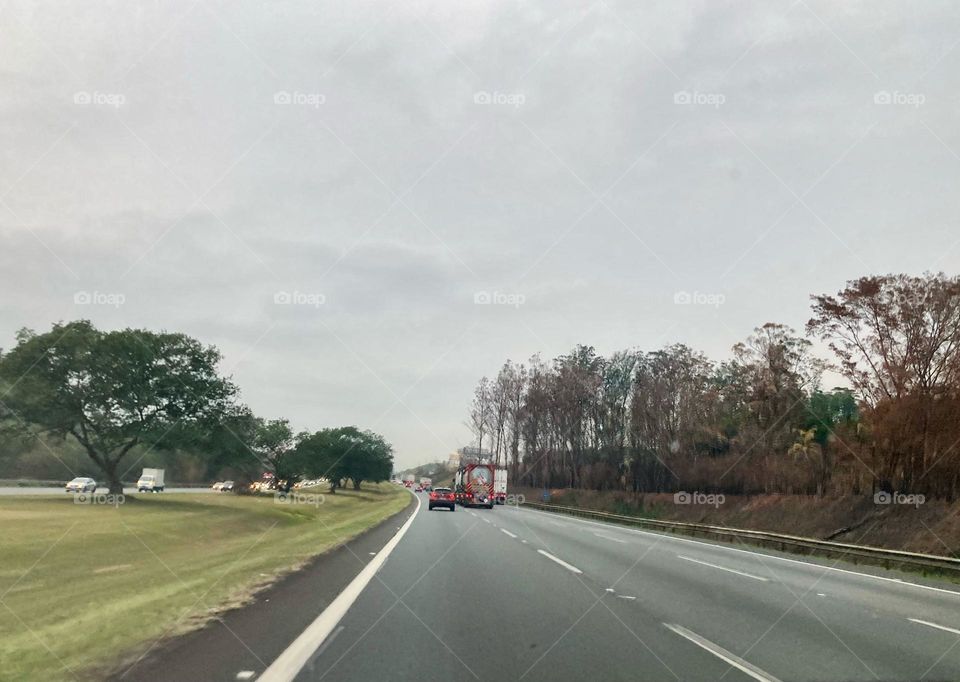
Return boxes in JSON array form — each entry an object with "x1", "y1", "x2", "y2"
[{"x1": 428, "y1": 487, "x2": 456, "y2": 511}]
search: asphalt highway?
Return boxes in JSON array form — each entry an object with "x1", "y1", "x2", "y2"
[{"x1": 295, "y1": 493, "x2": 960, "y2": 682}]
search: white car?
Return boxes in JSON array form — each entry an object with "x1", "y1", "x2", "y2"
[{"x1": 65, "y1": 477, "x2": 97, "y2": 493}]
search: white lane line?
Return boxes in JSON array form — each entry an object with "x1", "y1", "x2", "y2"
[
  {"x1": 482, "y1": 517, "x2": 491, "y2": 524},
  {"x1": 617, "y1": 595, "x2": 636, "y2": 600},
  {"x1": 908, "y1": 618, "x2": 960, "y2": 636},
  {"x1": 537, "y1": 549, "x2": 583, "y2": 574},
  {"x1": 678, "y1": 555, "x2": 769, "y2": 582},
  {"x1": 500, "y1": 528, "x2": 518, "y2": 539},
  {"x1": 518, "y1": 508, "x2": 960, "y2": 598},
  {"x1": 664, "y1": 623, "x2": 783, "y2": 682},
  {"x1": 258, "y1": 492, "x2": 420, "y2": 682},
  {"x1": 236, "y1": 672, "x2": 255, "y2": 680},
  {"x1": 593, "y1": 532, "x2": 627, "y2": 544}
]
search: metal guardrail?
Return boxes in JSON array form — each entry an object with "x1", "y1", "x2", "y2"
[{"x1": 521, "y1": 501, "x2": 960, "y2": 578}]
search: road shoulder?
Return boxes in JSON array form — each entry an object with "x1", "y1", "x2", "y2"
[{"x1": 111, "y1": 493, "x2": 417, "y2": 682}]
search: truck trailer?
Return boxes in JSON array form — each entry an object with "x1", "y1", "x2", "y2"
[
  {"x1": 494, "y1": 466, "x2": 508, "y2": 504},
  {"x1": 454, "y1": 463, "x2": 495, "y2": 508}
]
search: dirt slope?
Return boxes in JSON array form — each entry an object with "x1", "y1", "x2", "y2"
[{"x1": 515, "y1": 487, "x2": 960, "y2": 557}]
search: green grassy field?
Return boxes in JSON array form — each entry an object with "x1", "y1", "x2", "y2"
[{"x1": 0, "y1": 484, "x2": 410, "y2": 681}]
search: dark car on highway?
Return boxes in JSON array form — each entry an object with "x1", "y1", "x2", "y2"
[{"x1": 428, "y1": 487, "x2": 455, "y2": 511}]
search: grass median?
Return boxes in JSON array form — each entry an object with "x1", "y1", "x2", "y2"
[{"x1": 0, "y1": 483, "x2": 411, "y2": 681}]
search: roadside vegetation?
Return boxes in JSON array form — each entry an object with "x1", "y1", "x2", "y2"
[
  {"x1": 0, "y1": 321, "x2": 394, "y2": 492},
  {"x1": 468, "y1": 273, "x2": 960, "y2": 502},
  {"x1": 516, "y1": 486, "x2": 960, "y2": 556},
  {"x1": 0, "y1": 484, "x2": 409, "y2": 682}
]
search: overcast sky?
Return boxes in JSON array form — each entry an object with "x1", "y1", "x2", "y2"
[{"x1": 3, "y1": 0, "x2": 960, "y2": 469}]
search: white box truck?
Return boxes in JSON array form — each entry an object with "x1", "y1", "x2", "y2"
[
  {"x1": 494, "y1": 467, "x2": 507, "y2": 504},
  {"x1": 137, "y1": 468, "x2": 165, "y2": 492}
]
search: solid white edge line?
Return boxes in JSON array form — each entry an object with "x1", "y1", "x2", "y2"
[
  {"x1": 500, "y1": 528, "x2": 518, "y2": 539},
  {"x1": 258, "y1": 490, "x2": 421, "y2": 682},
  {"x1": 664, "y1": 623, "x2": 782, "y2": 682},
  {"x1": 537, "y1": 549, "x2": 583, "y2": 574},
  {"x1": 592, "y1": 532, "x2": 627, "y2": 544},
  {"x1": 908, "y1": 618, "x2": 960, "y2": 636},
  {"x1": 678, "y1": 555, "x2": 769, "y2": 582},
  {"x1": 518, "y1": 508, "x2": 960, "y2": 598}
]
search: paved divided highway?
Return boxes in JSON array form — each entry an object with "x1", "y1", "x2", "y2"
[{"x1": 289, "y1": 492, "x2": 960, "y2": 682}]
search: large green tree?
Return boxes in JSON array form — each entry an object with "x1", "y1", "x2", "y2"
[
  {"x1": 0, "y1": 321, "x2": 237, "y2": 493},
  {"x1": 295, "y1": 426, "x2": 393, "y2": 492},
  {"x1": 252, "y1": 418, "x2": 297, "y2": 490}
]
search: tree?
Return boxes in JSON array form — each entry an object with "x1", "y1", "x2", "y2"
[
  {"x1": 253, "y1": 418, "x2": 296, "y2": 490},
  {"x1": 296, "y1": 427, "x2": 394, "y2": 492},
  {"x1": 468, "y1": 377, "x2": 492, "y2": 454},
  {"x1": 0, "y1": 321, "x2": 236, "y2": 493},
  {"x1": 809, "y1": 274, "x2": 960, "y2": 493}
]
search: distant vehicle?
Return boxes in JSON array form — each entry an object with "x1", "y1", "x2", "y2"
[
  {"x1": 415, "y1": 486, "x2": 423, "y2": 492},
  {"x1": 419, "y1": 477, "x2": 432, "y2": 489},
  {"x1": 403, "y1": 474, "x2": 416, "y2": 488},
  {"x1": 494, "y1": 467, "x2": 507, "y2": 504},
  {"x1": 221, "y1": 480, "x2": 235, "y2": 492},
  {"x1": 454, "y1": 463, "x2": 495, "y2": 509},
  {"x1": 428, "y1": 487, "x2": 455, "y2": 511},
  {"x1": 65, "y1": 477, "x2": 97, "y2": 493},
  {"x1": 212, "y1": 481, "x2": 224, "y2": 490},
  {"x1": 137, "y1": 468, "x2": 165, "y2": 492}
]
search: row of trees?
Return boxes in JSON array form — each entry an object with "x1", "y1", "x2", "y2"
[
  {"x1": 467, "y1": 274, "x2": 960, "y2": 499},
  {"x1": 0, "y1": 321, "x2": 393, "y2": 494}
]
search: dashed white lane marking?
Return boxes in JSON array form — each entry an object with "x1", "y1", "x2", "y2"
[
  {"x1": 501, "y1": 528, "x2": 518, "y2": 539},
  {"x1": 482, "y1": 517, "x2": 491, "y2": 524},
  {"x1": 908, "y1": 618, "x2": 960, "y2": 636},
  {"x1": 678, "y1": 555, "x2": 769, "y2": 582},
  {"x1": 258, "y1": 492, "x2": 420, "y2": 682},
  {"x1": 664, "y1": 623, "x2": 783, "y2": 682},
  {"x1": 617, "y1": 595, "x2": 636, "y2": 600},
  {"x1": 605, "y1": 588, "x2": 615, "y2": 592},
  {"x1": 236, "y1": 672, "x2": 255, "y2": 680},
  {"x1": 521, "y1": 540, "x2": 528, "y2": 544},
  {"x1": 518, "y1": 508, "x2": 960, "y2": 598},
  {"x1": 537, "y1": 550, "x2": 583, "y2": 574},
  {"x1": 593, "y1": 532, "x2": 627, "y2": 544}
]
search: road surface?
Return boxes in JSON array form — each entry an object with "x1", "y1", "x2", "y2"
[{"x1": 125, "y1": 491, "x2": 960, "y2": 681}]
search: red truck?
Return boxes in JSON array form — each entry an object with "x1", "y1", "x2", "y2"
[{"x1": 454, "y1": 463, "x2": 495, "y2": 509}]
